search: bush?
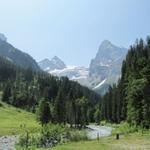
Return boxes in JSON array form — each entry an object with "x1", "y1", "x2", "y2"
[
  {"x1": 0, "y1": 102, "x2": 3, "y2": 107},
  {"x1": 18, "y1": 133, "x2": 40, "y2": 148},
  {"x1": 17, "y1": 124, "x2": 89, "y2": 148},
  {"x1": 112, "y1": 122, "x2": 139, "y2": 135},
  {"x1": 67, "y1": 130, "x2": 88, "y2": 142},
  {"x1": 39, "y1": 124, "x2": 68, "y2": 147},
  {"x1": 17, "y1": 124, "x2": 69, "y2": 148}
]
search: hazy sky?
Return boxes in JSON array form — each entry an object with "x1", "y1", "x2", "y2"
[{"x1": 0, "y1": 0, "x2": 150, "y2": 67}]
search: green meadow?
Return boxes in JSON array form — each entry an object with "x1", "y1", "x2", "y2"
[
  {"x1": 0, "y1": 101, "x2": 40, "y2": 136},
  {"x1": 50, "y1": 133, "x2": 150, "y2": 150}
]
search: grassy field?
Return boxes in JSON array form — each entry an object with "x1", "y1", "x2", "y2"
[
  {"x1": 1, "y1": 90, "x2": 150, "y2": 150},
  {"x1": 50, "y1": 132, "x2": 150, "y2": 150},
  {"x1": 0, "y1": 101, "x2": 40, "y2": 135}
]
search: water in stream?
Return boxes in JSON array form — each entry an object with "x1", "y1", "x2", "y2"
[{"x1": 87, "y1": 125, "x2": 113, "y2": 139}]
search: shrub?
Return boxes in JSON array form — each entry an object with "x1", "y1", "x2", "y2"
[
  {"x1": 18, "y1": 133, "x2": 40, "y2": 148},
  {"x1": 112, "y1": 122, "x2": 139, "y2": 135},
  {"x1": 0, "y1": 102, "x2": 3, "y2": 107},
  {"x1": 17, "y1": 124, "x2": 89, "y2": 148},
  {"x1": 17, "y1": 124, "x2": 69, "y2": 148},
  {"x1": 67, "y1": 130, "x2": 88, "y2": 142}
]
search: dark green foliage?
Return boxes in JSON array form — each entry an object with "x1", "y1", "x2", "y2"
[
  {"x1": 2, "y1": 82, "x2": 11, "y2": 102},
  {"x1": 94, "y1": 107, "x2": 101, "y2": 124},
  {"x1": 54, "y1": 87, "x2": 66, "y2": 124},
  {"x1": 0, "y1": 56, "x2": 100, "y2": 126},
  {"x1": 75, "y1": 97, "x2": 88, "y2": 128},
  {"x1": 37, "y1": 99, "x2": 51, "y2": 125},
  {"x1": 101, "y1": 37, "x2": 150, "y2": 128}
]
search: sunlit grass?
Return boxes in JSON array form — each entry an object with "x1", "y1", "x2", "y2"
[
  {"x1": 0, "y1": 101, "x2": 40, "y2": 135},
  {"x1": 50, "y1": 132, "x2": 150, "y2": 150}
]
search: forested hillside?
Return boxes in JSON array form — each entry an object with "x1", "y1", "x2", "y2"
[
  {"x1": 0, "y1": 56, "x2": 100, "y2": 127},
  {"x1": 100, "y1": 37, "x2": 150, "y2": 128}
]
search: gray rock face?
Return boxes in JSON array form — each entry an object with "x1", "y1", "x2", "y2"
[
  {"x1": 40, "y1": 40, "x2": 128, "y2": 95},
  {"x1": 89, "y1": 40, "x2": 128, "y2": 93},
  {"x1": 89, "y1": 40, "x2": 127, "y2": 79},
  {"x1": 0, "y1": 33, "x2": 7, "y2": 42},
  {"x1": 0, "y1": 33, "x2": 40, "y2": 71},
  {"x1": 0, "y1": 135, "x2": 18, "y2": 150},
  {"x1": 38, "y1": 56, "x2": 66, "y2": 71}
]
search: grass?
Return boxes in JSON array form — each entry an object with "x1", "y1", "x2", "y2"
[
  {"x1": 0, "y1": 101, "x2": 40, "y2": 135},
  {"x1": 17, "y1": 132, "x2": 150, "y2": 150},
  {"x1": 49, "y1": 132, "x2": 150, "y2": 150}
]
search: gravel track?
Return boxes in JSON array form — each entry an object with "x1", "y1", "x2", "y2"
[{"x1": 0, "y1": 135, "x2": 18, "y2": 150}]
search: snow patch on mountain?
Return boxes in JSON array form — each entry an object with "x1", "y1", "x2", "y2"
[
  {"x1": 49, "y1": 65, "x2": 89, "y2": 81},
  {"x1": 93, "y1": 79, "x2": 106, "y2": 90}
]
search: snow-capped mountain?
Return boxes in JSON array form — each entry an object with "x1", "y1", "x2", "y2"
[
  {"x1": 38, "y1": 40, "x2": 128, "y2": 95},
  {"x1": 49, "y1": 66, "x2": 89, "y2": 86},
  {"x1": 89, "y1": 40, "x2": 128, "y2": 94},
  {"x1": 38, "y1": 56, "x2": 66, "y2": 71},
  {"x1": 38, "y1": 57, "x2": 89, "y2": 86}
]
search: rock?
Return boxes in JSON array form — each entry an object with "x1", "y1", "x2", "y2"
[{"x1": 0, "y1": 135, "x2": 18, "y2": 150}]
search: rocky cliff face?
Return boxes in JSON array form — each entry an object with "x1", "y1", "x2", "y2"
[
  {"x1": 38, "y1": 56, "x2": 66, "y2": 71},
  {"x1": 0, "y1": 33, "x2": 40, "y2": 71},
  {"x1": 89, "y1": 40, "x2": 127, "y2": 79},
  {"x1": 0, "y1": 33, "x2": 7, "y2": 42},
  {"x1": 39, "y1": 40, "x2": 128, "y2": 95},
  {"x1": 89, "y1": 40, "x2": 128, "y2": 93}
]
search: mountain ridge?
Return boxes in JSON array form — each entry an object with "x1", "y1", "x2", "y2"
[
  {"x1": 0, "y1": 33, "x2": 40, "y2": 71},
  {"x1": 38, "y1": 56, "x2": 66, "y2": 71},
  {"x1": 39, "y1": 40, "x2": 128, "y2": 94}
]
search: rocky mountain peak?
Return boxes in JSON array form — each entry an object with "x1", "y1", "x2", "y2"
[
  {"x1": 89, "y1": 40, "x2": 128, "y2": 85},
  {"x1": 0, "y1": 33, "x2": 7, "y2": 42},
  {"x1": 39, "y1": 40, "x2": 128, "y2": 95},
  {"x1": 100, "y1": 40, "x2": 112, "y2": 48},
  {"x1": 38, "y1": 56, "x2": 66, "y2": 71}
]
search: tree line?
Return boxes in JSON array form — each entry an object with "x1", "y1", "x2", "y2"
[{"x1": 0, "y1": 56, "x2": 101, "y2": 127}]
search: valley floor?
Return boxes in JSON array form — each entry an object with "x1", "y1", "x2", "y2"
[
  {"x1": 1, "y1": 101, "x2": 150, "y2": 150},
  {"x1": 50, "y1": 132, "x2": 150, "y2": 150}
]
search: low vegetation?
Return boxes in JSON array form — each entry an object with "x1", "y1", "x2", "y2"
[
  {"x1": 50, "y1": 132, "x2": 150, "y2": 150},
  {"x1": 17, "y1": 124, "x2": 89, "y2": 149}
]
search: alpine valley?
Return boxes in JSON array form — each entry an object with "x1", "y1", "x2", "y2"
[
  {"x1": 39, "y1": 40, "x2": 128, "y2": 95},
  {"x1": 0, "y1": 32, "x2": 128, "y2": 95}
]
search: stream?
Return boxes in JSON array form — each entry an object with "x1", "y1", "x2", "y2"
[{"x1": 87, "y1": 125, "x2": 113, "y2": 139}]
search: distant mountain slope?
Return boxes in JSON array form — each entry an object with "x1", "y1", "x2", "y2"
[
  {"x1": 38, "y1": 56, "x2": 66, "y2": 71},
  {"x1": 89, "y1": 40, "x2": 128, "y2": 93},
  {"x1": 0, "y1": 33, "x2": 40, "y2": 71},
  {"x1": 39, "y1": 40, "x2": 128, "y2": 95},
  {"x1": 89, "y1": 40, "x2": 127, "y2": 79}
]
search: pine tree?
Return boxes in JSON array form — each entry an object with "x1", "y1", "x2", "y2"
[
  {"x1": 54, "y1": 87, "x2": 66, "y2": 124},
  {"x1": 2, "y1": 83, "x2": 11, "y2": 103},
  {"x1": 37, "y1": 98, "x2": 51, "y2": 125}
]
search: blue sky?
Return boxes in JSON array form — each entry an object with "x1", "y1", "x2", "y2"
[{"x1": 0, "y1": 0, "x2": 150, "y2": 67}]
